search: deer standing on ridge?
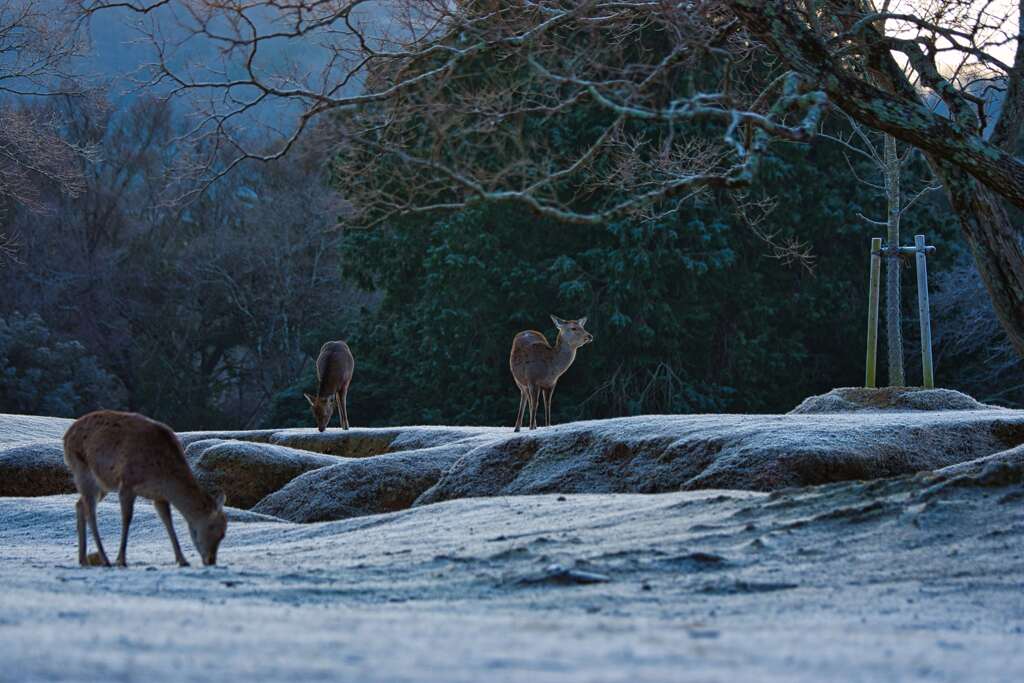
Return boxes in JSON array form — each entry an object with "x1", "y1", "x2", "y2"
[
  {"x1": 305, "y1": 340, "x2": 355, "y2": 432},
  {"x1": 510, "y1": 315, "x2": 593, "y2": 431},
  {"x1": 62, "y1": 411, "x2": 227, "y2": 567}
]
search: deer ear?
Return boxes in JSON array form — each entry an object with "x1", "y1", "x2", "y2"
[
  {"x1": 304, "y1": 393, "x2": 315, "y2": 406},
  {"x1": 578, "y1": 316, "x2": 588, "y2": 327},
  {"x1": 550, "y1": 314, "x2": 564, "y2": 327}
]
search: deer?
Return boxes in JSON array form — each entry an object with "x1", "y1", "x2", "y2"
[
  {"x1": 304, "y1": 340, "x2": 355, "y2": 432},
  {"x1": 62, "y1": 410, "x2": 227, "y2": 568},
  {"x1": 510, "y1": 315, "x2": 593, "y2": 432}
]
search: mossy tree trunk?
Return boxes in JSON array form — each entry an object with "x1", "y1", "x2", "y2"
[{"x1": 730, "y1": 0, "x2": 1024, "y2": 360}]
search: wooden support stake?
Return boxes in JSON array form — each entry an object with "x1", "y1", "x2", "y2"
[
  {"x1": 915, "y1": 234, "x2": 935, "y2": 388},
  {"x1": 865, "y1": 237, "x2": 882, "y2": 388}
]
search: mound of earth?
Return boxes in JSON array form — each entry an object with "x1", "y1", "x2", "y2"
[
  {"x1": 0, "y1": 414, "x2": 73, "y2": 447},
  {"x1": 789, "y1": 387, "x2": 997, "y2": 414},
  {"x1": 253, "y1": 440, "x2": 490, "y2": 523},
  {"x1": 185, "y1": 440, "x2": 341, "y2": 509},
  {"x1": 0, "y1": 441, "x2": 74, "y2": 496}
]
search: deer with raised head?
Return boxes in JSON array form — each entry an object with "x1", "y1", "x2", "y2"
[
  {"x1": 62, "y1": 411, "x2": 227, "y2": 568},
  {"x1": 510, "y1": 315, "x2": 593, "y2": 432},
  {"x1": 304, "y1": 340, "x2": 355, "y2": 432}
]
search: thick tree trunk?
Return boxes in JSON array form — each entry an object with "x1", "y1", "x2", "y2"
[{"x1": 931, "y1": 160, "x2": 1024, "y2": 360}]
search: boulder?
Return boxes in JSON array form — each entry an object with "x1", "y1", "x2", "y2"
[
  {"x1": 186, "y1": 440, "x2": 340, "y2": 509},
  {"x1": 0, "y1": 441, "x2": 74, "y2": 496},
  {"x1": 252, "y1": 442, "x2": 478, "y2": 522},
  {"x1": 788, "y1": 387, "x2": 997, "y2": 414}
]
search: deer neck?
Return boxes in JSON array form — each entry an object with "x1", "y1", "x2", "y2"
[
  {"x1": 551, "y1": 333, "x2": 577, "y2": 377},
  {"x1": 165, "y1": 477, "x2": 213, "y2": 524}
]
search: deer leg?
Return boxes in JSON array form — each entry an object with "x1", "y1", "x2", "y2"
[
  {"x1": 514, "y1": 388, "x2": 527, "y2": 432},
  {"x1": 544, "y1": 387, "x2": 555, "y2": 427},
  {"x1": 525, "y1": 386, "x2": 535, "y2": 430},
  {"x1": 528, "y1": 385, "x2": 540, "y2": 430},
  {"x1": 75, "y1": 498, "x2": 87, "y2": 566},
  {"x1": 83, "y1": 493, "x2": 110, "y2": 567},
  {"x1": 154, "y1": 499, "x2": 189, "y2": 567},
  {"x1": 338, "y1": 387, "x2": 350, "y2": 430},
  {"x1": 115, "y1": 488, "x2": 136, "y2": 567}
]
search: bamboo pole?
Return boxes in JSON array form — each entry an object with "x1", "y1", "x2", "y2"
[
  {"x1": 865, "y1": 237, "x2": 882, "y2": 388},
  {"x1": 915, "y1": 234, "x2": 935, "y2": 388}
]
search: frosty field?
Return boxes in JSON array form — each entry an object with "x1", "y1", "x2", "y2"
[{"x1": 1, "y1": 402, "x2": 1022, "y2": 682}]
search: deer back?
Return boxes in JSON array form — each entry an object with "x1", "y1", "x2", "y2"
[
  {"x1": 316, "y1": 341, "x2": 355, "y2": 396},
  {"x1": 63, "y1": 411, "x2": 195, "y2": 494}
]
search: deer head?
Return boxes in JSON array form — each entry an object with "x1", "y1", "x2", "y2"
[
  {"x1": 550, "y1": 315, "x2": 594, "y2": 348},
  {"x1": 188, "y1": 491, "x2": 227, "y2": 566},
  {"x1": 304, "y1": 393, "x2": 334, "y2": 432}
]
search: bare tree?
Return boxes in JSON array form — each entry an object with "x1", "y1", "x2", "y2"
[
  {"x1": 1, "y1": 88, "x2": 360, "y2": 428},
  {"x1": 0, "y1": 0, "x2": 95, "y2": 214},
  {"x1": 74, "y1": 1, "x2": 1024, "y2": 358}
]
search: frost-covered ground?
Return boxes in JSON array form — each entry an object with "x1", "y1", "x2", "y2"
[
  {"x1": 1, "y1": 404, "x2": 1023, "y2": 682},
  {"x1": 2, "y1": 476, "x2": 1022, "y2": 681}
]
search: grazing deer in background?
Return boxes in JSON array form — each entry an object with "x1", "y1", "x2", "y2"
[
  {"x1": 62, "y1": 411, "x2": 227, "y2": 568},
  {"x1": 304, "y1": 340, "x2": 355, "y2": 432},
  {"x1": 510, "y1": 315, "x2": 593, "y2": 432}
]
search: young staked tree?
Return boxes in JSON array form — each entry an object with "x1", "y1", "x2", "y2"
[
  {"x1": 825, "y1": 119, "x2": 941, "y2": 386},
  {"x1": 75, "y1": 1, "x2": 1024, "y2": 361}
]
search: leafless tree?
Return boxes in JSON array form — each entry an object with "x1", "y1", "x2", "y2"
[
  {"x1": 74, "y1": 1, "x2": 1024, "y2": 359},
  {"x1": 0, "y1": 0, "x2": 96, "y2": 215},
  {"x1": 1, "y1": 88, "x2": 358, "y2": 427}
]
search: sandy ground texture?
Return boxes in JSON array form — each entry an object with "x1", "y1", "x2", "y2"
[{"x1": 1, "y1": 459, "x2": 1022, "y2": 682}]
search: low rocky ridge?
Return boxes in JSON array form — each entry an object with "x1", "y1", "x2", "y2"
[
  {"x1": 416, "y1": 409, "x2": 1024, "y2": 505},
  {"x1": 3, "y1": 389, "x2": 1024, "y2": 517}
]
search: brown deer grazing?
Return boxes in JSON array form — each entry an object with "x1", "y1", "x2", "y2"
[
  {"x1": 510, "y1": 315, "x2": 593, "y2": 432},
  {"x1": 304, "y1": 340, "x2": 355, "y2": 432},
  {"x1": 62, "y1": 411, "x2": 227, "y2": 568}
]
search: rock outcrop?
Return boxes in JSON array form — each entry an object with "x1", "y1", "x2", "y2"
[
  {"x1": 186, "y1": 439, "x2": 341, "y2": 509},
  {"x1": 253, "y1": 441, "x2": 486, "y2": 523},
  {"x1": 417, "y1": 409, "x2": 1024, "y2": 505}
]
